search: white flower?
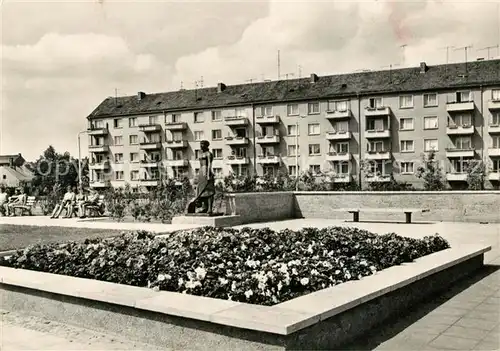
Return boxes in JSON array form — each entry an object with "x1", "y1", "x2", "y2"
[
  {"x1": 186, "y1": 280, "x2": 202, "y2": 289},
  {"x1": 307, "y1": 244, "x2": 314, "y2": 254},
  {"x1": 241, "y1": 243, "x2": 247, "y2": 251},
  {"x1": 335, "y1": 270, "x2": 341, "y2": 275},
  {"x1": 370, "y1": 265, "x2": 377, "y2": 272},
  {"x1": 311, "y1": 269, "x2": 319, "y2": 276},
  {"x1": 195, "y1": 267, "x2": 207, "y2": 280},
  {"x1": 360, "y1": 260, "x2": 368, "y2": 266},
  {"x1": 244, "y1": 290, "x2": 253, "y2": 299},
  {"x1": 292, "y1": 268, "x2": 298, "y2": 276},
  {"x1": 300, "y1": 277, "x2": 310, "y2": 286},
  {"x1": 231, "y1": 281, "x2": 237, "y2": 292},
  {"x1": 277, "y1": 281, "x2": 283, "y2": 291},
  {"x1": 152, "y1": 286, "x2": 160, "y2": 292},
  {"x1": 272, "y1": 296, "x2": 278, "y2": 304},
  {"x1": 344, "y1": 272, "x2": 352, "y2": 279},
  {"x1": 178, "y1": 278, "x2": 184, "y2": 287},
  {"x1": 158, "y1": 274, "x2": 166, "y2": 281},
  {"x1": 278, "y1": 263, "x2": 288, "y2": 274},
  {"x1": 218, "y1": 277, "x2": 229, "y2": 285}
]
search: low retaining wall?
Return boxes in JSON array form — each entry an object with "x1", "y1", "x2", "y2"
[
  {"x1": 294, "y1": 191, "x2": 500, "y2": 223},
  {"x1": 0, "y1": 245, "x2": 490, "y2": 350},
  {"x1": 226, "y1": 192, "x2": 294, "y2": 224}
]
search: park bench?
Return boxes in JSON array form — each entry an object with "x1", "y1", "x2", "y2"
[
  {"x1": 85, "y1": 195, "x2": 106, "y2": 217},
  {"x1": 11, "y1": 196, "x2": 37, "y2": 216},
  {"x1": 332, "y1": 208, "x2": 430, "y2": 224}
]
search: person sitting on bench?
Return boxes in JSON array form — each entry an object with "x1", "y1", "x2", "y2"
[
  {"x1": 74, "y1": 188, "x2": 87, "y2": 218},
  {"x1": 7, "y1": 188, "x2": 27, "y2": 216},
  {"x1": 78, "y1": 188, "x2": 99, "y2": 218},
  {"x1": 50, "y1": 186, "x2": 76, "y2": 219}
]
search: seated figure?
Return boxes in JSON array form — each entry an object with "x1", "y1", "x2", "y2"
[
  {"x1": 50, "y1": 186, "x2": 76, "y2": 219},
  {"x1": 7, "y1": 188, "x2": 27, "y2": 216}
]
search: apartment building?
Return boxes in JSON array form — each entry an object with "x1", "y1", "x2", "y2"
[{"x1": 87, "y1": 59, "x2": 500, "y2": 190}]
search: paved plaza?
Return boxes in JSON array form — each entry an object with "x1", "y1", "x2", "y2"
[{"x1": 1, "y1": 217, "x2": 499, "y2": 350}]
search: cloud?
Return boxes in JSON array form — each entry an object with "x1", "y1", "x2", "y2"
[{"x1": 171, "y1": 0, "x2": 500, "y2": 87}]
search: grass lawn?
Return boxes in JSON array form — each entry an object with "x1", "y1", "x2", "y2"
[{"x1": 0, "y1": 225, "x2": 130, "y2": 251}]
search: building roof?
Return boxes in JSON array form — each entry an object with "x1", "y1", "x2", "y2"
[
  {"x1": 88, "y1": 59, "x2": 500, "y2": 119},
  {"x1": 0, "y1": 154, "x2": 25, "y2": 166}
]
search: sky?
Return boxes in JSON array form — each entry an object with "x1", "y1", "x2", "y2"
[{"x1": 1, "y1": 0, "x2": 500, "y2": 161}]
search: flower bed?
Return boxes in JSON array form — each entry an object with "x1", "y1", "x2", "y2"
[{"x1": 0, "y1": 226, "x2": 450, "y2": 306}]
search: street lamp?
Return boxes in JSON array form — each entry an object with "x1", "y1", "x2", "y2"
[{"x1": 77, "y1": 130, "x2": 87, "y2": 190}]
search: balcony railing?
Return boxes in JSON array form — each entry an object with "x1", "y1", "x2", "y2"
[
  {"x1": 139, "y1": 123, "x2": 162, "y2": 132},
  {"x1": 445, "y1": 148, "x2": 475, "y2": 158},
  {"x1": 488, "y1": 148, "x2": 500, "y2": 157},
  {"x1": 88, "y1": 145, "x2": 109, "y2": 153},
  {"x1": 165, "y1": 159, "x2": 189, "y2": 167},
  {"x1": 224, "y1": 116, "x2": 249, "y2": 126},
  {"x1": 446, "y1": 101, "x2": 475, "y2": 112},
  {"x1": 446, "y1": 124, "x2": 474, "y2": 135},
  {"x1": 365, "y1": 174, "x2": 391, "y2": 182},
  {"x1": 256, "y1": 135, "x2": 280, "y2": 144},
  {"x1": 326, "y1": 109, "x2": 351, "y2": 119},
  {"x1": 166, "y1": 140, "x2": 188, "y2": 148},
  {"x1": 255, "y1": 115, "x2": 280, "y2": 124},
  {"x1": 446, "y1": 173, "x2": 467, "y2": 181},
  {"x1": 90, "y1": 180, "x2": 111, "y2": 188},
  {"x1": 164, "y1": 122, "x2": 188, "y2": 130},
  {"x1": 89, "y1": 161, "x2": 110, "y2": 170},
  {"x1": 226, "y1": 156, "x2": 249, "y2": 165},
  {"x1": 140, "y1": 159, "x2": 160, "y2": 168},
  {"x1": 365, "y1": 129, "x2": 390, "y2": 138},
  {"x1": 139, "y1": 178, "x2": 160, "y2": 187},
  {"x1": 256, "y1": 155, "x2": 280, "y2": 164},
  {"x1": 225, "y1": 136, "x2": 249, "y2": 145},
  {"x1": 326, "y1": 131, "x2": 351, "y2": 141},
  {"x1": 488, "y1": 172, "x2": 500, "y2": 181},
  {"x1": 325, "y1": 152, "x2": 351, "y2": 161},
  {"x1": 488, "y1": 99, "x2": 500, "y2": 110},
  {"x1": 365, "y1": 150, "x2": 391, "y2": 160},
  {"x1": 87, "y1": 127, "x2": 109, "y2": 136},
  {"x1": 139, "y1": 141, "x2": 162, "y2": 150},
  {"x1": 488, "y1": 124, "x2": 500, "y2": 134},
  {"x1": 331, "y1": 174, "x2": 352, "y2": 183},
  {"x1": 365, "y1": 106, "x2": 390, "y2": 116}
]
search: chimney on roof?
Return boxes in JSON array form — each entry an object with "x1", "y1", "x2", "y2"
[
  {"x1": 137, "y1": 91, "x2": 146, "y2": 101},
  {"x1": 217, "y1": 83, "x2": 226, "y2": 93},
  {"x1": 310, "y1": 73, "x2": 319, "y2": 83},
  {"x1": 419, "y1": 62, "x2": 428, "y2": 74}
]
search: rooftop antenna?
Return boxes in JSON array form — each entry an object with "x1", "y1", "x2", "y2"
[
  {"x1": 298, "y1": 65, "x2": 302, "y2": 78},
  {"x1": 478, "y1": 45, "x2": 499, "y2": 59},
  {"x1": 400, "y1": 44, "x2": 407, "y2": 66},
  {"x1": 454, "y1": 44, "x2": 473, "y2": 75},
  {"x1": 280, "y1": 72, "x2": 295, "y2": 80},
  {"x1": 277, "y1": 50, "x2": 281, "y2": 79},
  {"x1": 180, "y1": 81, "x2": 184, "y2": 90},
  {"x1": 200, "y1": 76, "x2": 204, "y2": 88},
  {"x1": 381, "y1": 64, "x2": 400, "y2": 83}
]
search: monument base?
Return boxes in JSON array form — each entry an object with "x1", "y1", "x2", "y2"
[{"x1": 172, "y1": 214, "x2": 242, "y2": 227}]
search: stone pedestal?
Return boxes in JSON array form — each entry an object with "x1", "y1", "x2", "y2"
[{"x1": 171, "y1": 214, "x2": 242, "y2": 227}]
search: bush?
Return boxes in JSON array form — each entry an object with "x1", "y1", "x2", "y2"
[
  {"x1": 0, "y1": 226, "x2": 450, "y2": 306},
  {"x1": 416, "y1": 150, "x2": 446, "y2": 191}
]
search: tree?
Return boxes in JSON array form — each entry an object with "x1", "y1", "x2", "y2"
[
  {"x1": 415, "y1": 150, "x2": 446, "y2": 191},
  {"x1": 465, "y1": 159, "x2": 486, "y2": 190}
]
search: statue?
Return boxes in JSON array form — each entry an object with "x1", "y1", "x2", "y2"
[{"x1": 186, "y1": 140, "x2": 216, "y2": 215}]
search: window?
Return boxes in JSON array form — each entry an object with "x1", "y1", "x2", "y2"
[
  {"x1": 262, "y1": 146, "x2": 275, "y2": 156},
  {"x1": 492, "y1": 159, "x2": 500, "y2": 172},
  {"x1": 113, "y1": 118, "x2": 122, "y2": 128},
  {"x1": 423, "y1": 93, "x2": 438, "y2": 107},
  {"x1": 172, "y1": 167, "x2": 184, "y2": 179},
  {"x1": 114, "y1": 136, "x2": 123, "y2": 145},
  {"x1": 327, "y1": 100, "x2": 348, "y2": 112},
  {"x1": 173, "y1": 150, "x2": 184, "y2": 160},
  {"x1": 368, "y1": 97, "x2": 383, "y2": 108},
  {"x1": 262, "y1": 126, "x2": 276, "y2": 137},
  {"x1": 331, "y1": 142, "x2": 349, "y2": 154},
  {"x1": 149, "y1": 115, "x2": 159, "y2": 125},
  {"x1": 367, "y1": 141, "x2": 385, "y2": 152},
  {"x1": 148, "y1": 133, "x2": 161, "y2": 143},
  {"x1": 288, "y1": 165, "x2": 300, "y2": 177},
  {"x1": 194, "y1": 168, "x2": 200, "y2": 177},
  {"x1": 334, "y1": 161, "x2": 349, "y2": 175},
  {"x1": 234, "y1": 128, "x2": 246, "y2": 138},
  {"x1": 424, "y1": 116, "x2": 438, "y2": 129},
  {"x1": 232, "y1": 147, "x2": 247, "y2": 158},
  {"x1": 129, "y1": 135, "x2": 138, "y2": 144},
  {"x1": 455, "y1": 137, "x2": 472, "y2": 150},
  {"x1": 399, "y1": 95, "x2": 414, "y2": 109},
  {"x1": 194, "y1": 149, "x2": 201, "y2": 160},
  {"x1": 449, "y1": 113, "x2": 472, "y2": 127},
  {"x1": 115, "y1": 171, "x2": 124, "y2": 180},
  {"x1": 424, "y1": 139, "x2": 438, "y2": 151},
  {"x1": 308, "y1": 144, "x2": 321, "y2": 155},
  {"x1": 309, "y1": 165, "x2": 321, "y2": 174},
  {"x1": 451, "y1": 159, "x2": 468, "y2": 173},
  {"x1": 367, "y1": 160, "x2": 385, "y2": 175},
  {"x1": 149, "y1": 152, "x2": 161, "y2": 161},
  {"x1": 308, "y1": 102, "x2": 320, "y2": 114},
  {"x1": 212, "y1": 129, "x2": 222, "y2": 140},
  {"x1": 399, "y1": 118, "x2": 414, "y2": 130},
  {"x1": 492, "y1": 136, "x2": 500, "y2": 149},
  {"x1": 492, "y1": 112, "x2": 500, "y2": 126},
  {"x1": 308, "y1": 123, "x2": 320, "y2": 135},
  {"x1": 235, "y1": 108, "x2": 247, "y2": 117},
  {"x1": 93, "y1": 120, "x2": 105, "y2": 128},
  {"x1": 493, "y1": 89, "x2": 500, "y2": 101},
  {"x1": 114, "y1": 153, "x2": 123, "y2": 163},
  {"x1": 211, "y1": 111, "x2": 222, "y2": 121},
  {"x1": 288, "y1": 145, "x2": 298, "y2": 156},
  {"x1": 129, "y1": 118, "x2": 137, "y2": 127},
  {"x1": 400, "y1": 140, "x2": 414, "y2": 153},
  {"x1": 455, "y1": 91, "x2": 471, "y2": 103},
  {"x1": 333, "y1": 121, "x2": 349, "y2": 132},
  {"x1": 2, "y1": 175, "x2": 6, "y2": 180},
  {"x1": 130, "y1": 171, "x2": 139, "y2": 181},
  {"x1": 130, "y1": 153, "x2": 139, "y2": 162},
  {"x1": 287, "y1": 103, "x2": 299, "y2": 116},
  {"x1": 194, "y1": 112, "x2": 204, "y2": 123},
  {"x1": 233, "y1": 165, "x2": 248, "y2": 176},
  {"x1": 170, "y1": 131, "x2": 183, "y2": 141},
  {"x1": 213, "y1": 148, "x2": 223, "y2": 159},
  {"x1": 287, "y1": 125, "x2": 299, "y2": 136},
  {"x1": 256, "y1": 106, "x2": 273, "y2": 117},
  {"x1": 400, "y1": 162, "x2": 414, "y2": 174},
  {"x1": 367, "y1": 118, "x2": 385, "y2": 130},
  {"x1": 194, "y1": 131, "x2": 204, "y2": 141},
  {"x1": 213, "y1": 168, "x2": 223, "y2": 178},
  {"x1": 167, "y1": 114, "x2": 181, "y2": 124}
]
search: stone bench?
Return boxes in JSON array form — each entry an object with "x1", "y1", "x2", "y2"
[{"x1": 331, "y1": 208, "x2": 430, "y2": 224}]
